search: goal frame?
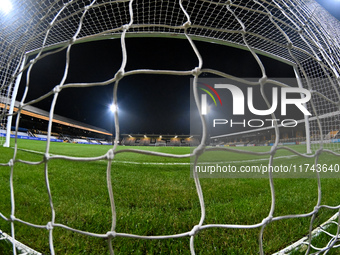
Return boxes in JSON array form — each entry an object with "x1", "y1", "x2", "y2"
[
  {"x1": 3, "y1": 33, "x2": 311, "y2": 152},
  {"x1": 3, "y1": 55, "x2": 26, "y2": 148}
]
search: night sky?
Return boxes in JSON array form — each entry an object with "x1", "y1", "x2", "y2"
[{"x1": 17, "y1": 0, "x2": 340, "y2": 135}]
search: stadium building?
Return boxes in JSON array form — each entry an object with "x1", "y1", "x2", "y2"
[
  {"x1": 121, "y1": 134, "x2": 199, "y2": 147},
  {"x1": 1, "y1": 97, "x2": 199, "y2": 146},
  {"x1": 209, "y1": 124, "x2": 308, "y2": 147},
  {"x1": 0, "y1": 96, "x2": 112, "y2": 144}
]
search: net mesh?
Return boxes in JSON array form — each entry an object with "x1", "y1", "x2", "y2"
[{"x1": 1, "y1": 0, "x2": 340, "y2": 254}]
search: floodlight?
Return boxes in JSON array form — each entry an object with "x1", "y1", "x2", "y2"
[
  {"x1": 110, "y1": 103, "x2": 118, "y2": 113},
  {"x1": 0, "y1": 0, "x2": 12, "y2": 14}
]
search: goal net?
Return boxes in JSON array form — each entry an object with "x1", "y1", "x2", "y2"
[{"x1": 0, "y1": 0, "x2": 340, "y2": 254}]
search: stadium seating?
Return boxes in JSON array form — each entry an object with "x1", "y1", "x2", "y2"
[{"x1": 155, "y1": 140, "x2": 166, "y2": 146}]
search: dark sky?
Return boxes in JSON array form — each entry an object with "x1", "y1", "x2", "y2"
[{"x1": 17, "y1": 1, "x2": 340, "y2": 135}]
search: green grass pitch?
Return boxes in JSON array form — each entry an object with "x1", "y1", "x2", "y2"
[{"x1": 0, "y1": 139, "x2": 340, "y2": 254}]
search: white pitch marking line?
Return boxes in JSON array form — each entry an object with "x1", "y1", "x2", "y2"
[{"x1": 15, "y1": 147, "x2": 298, "y2": 165}]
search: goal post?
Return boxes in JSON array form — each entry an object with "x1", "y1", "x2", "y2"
[
  {"x1": 0, "y1": 0, "x2": 340, "y2": 254},
  {"x1": 3, "y1": 55, "x2": 26, "y2": 148},
  {"x1": 294, "y1": 66, "x2": 312, "y2": 154}
]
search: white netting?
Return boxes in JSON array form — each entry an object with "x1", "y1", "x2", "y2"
[{"x1": 1, "y1": 0, "x2": 340, "y2": 254}]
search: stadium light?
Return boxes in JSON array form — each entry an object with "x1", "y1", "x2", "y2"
[
  {"x1": 0, "y1": 0, "x2": 12, "y2": 14},
  {"x1": 108, "y1": 103, "x2": 118, "y2": 145},
  {"x1": 110, "y1": 103, "x2": 118, "y2": 113}
]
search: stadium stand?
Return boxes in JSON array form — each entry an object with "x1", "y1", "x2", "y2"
[
  {"x1": 89, "y1": 140, "x2": 100, "y2": 144},
  {"x1": 0, "y1": 96, "x2": 112, "y2": 144},
  {"x1": 121, "y1": 134, "x2": 199, "y2": 146},
  {"x1": 2, "y1": 99, "x2": 200, "y2": 147},
  {"x1": 155, "y1": 139, "x2": 166, "y2": 146}
]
